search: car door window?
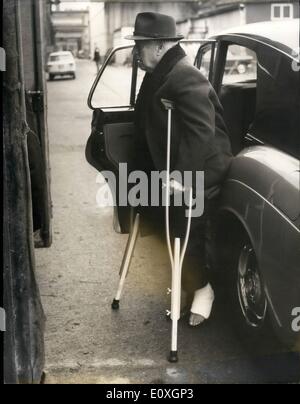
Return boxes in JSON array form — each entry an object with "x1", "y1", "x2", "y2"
[
  {"x1": 218, "y1": 44, "x2": 258, "y2": 154},
  {"x1": 181, "y1": 42, "x2": 203, "y2": 66},
  {"x1": 90, "y1": 46, "x2": 136, "y2": 109},
  {"x1": 222, "y1": 45, "x2": 257, "y2": 85},
  {"x1": 89, "y1": 41, "x2": 210, "y2": 109},
  {"x1": 250, "y1": 46, "x2": 300, "y2": 158},
  {"x1": 196, "y1": 42, "x2": 217, "y2": 82}
]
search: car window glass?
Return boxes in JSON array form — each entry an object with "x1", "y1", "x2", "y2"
[
  {"x1": 197, "y1": 45, "x2": 217, "y2": 81},
  {"x1": 180, "y1": 42, "x2": 201, "y2": 65},
  {"x1": 218, "y1": 44, "x2": 258, "y2": 155},
  {"x1": 250, "y1": 47, "x2": 300, "y2": 158},
  {"x1": 135, "y1": 42, "x2": 202, "y2": 103},
  {"x1": 50, "y1": 54, "x2": 72, "y2": 62},
  {"x1": 92, "y1": 47, "x2": 134, "y2": 108},
  {"x1": 222, "y1": 45, "x2": 257, "y2": 85},
  {"x1": 136, "y1": 41, "x2": 205, "y2": 102}
]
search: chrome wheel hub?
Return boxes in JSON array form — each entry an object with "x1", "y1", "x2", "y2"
[{"x1": 237, "y1": 244, "x2": 267, "y2": 328}]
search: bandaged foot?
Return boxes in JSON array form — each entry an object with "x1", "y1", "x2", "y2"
[{"x1": 189, "y1": 283, "x2": 215, "y2": 327}]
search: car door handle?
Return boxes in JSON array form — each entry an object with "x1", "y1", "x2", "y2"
[{"x1": 244, "y1": 134, "x2": 264, "y2": 145}]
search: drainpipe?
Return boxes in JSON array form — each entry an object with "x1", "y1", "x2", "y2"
[{"x1": 30, "y1": 0, "x2": 52, "y2": 247}]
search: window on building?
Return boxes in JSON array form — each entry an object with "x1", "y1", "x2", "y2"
[{"x1": 271, "y1": 3, "x2": 293, "y2": 20}]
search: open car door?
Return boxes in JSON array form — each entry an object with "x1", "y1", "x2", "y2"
[
  {"x1": 86, "y1": 45, "x2": 140, "y2": 233},
  {"x1": 87, "y1": 45, "x2": 140, "y2": 172},
  {"x1": 86, "y1": 40, "x2": 214, "y2": 234}
]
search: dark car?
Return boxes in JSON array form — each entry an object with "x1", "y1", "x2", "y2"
[
  {"x1": 86, "y1": 20, "x2": 300, "y2": 349},
  {"x1": 205, "y1": 20, "x2": 300, "y2": 349}
]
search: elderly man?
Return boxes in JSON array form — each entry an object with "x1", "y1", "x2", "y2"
[{"x1": 126, "y1": 12, "x2": 232, "y2": 326}]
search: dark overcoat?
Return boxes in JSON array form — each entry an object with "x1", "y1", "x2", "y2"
[{"x1": 135, "y1": 45, "x2": 232, "y2": 190}]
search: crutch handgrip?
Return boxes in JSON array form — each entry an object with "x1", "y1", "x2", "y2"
[{"x1": 161, "y1": 98, "x2": 175, "y2": 110}]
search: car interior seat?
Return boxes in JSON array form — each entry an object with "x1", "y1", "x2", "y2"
[{"x1": 220, "y1": 81, "x2": 257, "y2": 155}]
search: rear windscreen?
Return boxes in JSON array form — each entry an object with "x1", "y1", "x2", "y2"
[{"x1": 50, "y1": 55, "x2": 73, "y2": 62}]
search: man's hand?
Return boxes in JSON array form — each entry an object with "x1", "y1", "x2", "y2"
[{"x1": 163, "y1": 179, "x2": 186, "y2": 194}]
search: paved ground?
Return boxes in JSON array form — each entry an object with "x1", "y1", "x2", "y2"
[{"x1": 35, "y1": 59, "x2": 299, "y2": 384}]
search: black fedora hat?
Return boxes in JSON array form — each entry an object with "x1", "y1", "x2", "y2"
[{"x1": 125, "y1": 12, "x2": 184, "y2": 41}]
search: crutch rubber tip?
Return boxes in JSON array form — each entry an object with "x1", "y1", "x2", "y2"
[
  {"x1": 111, "y1": 299, "x2": 120, "y2": 310},
  {"x1": 168, "y1": 351, "x2": 178, "y2": 363}
]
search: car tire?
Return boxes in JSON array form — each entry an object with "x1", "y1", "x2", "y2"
[
  {"x1": 72, "y1": 73, "x2": 76, "y2": 80},
  {"x1": 223, "y1": 229, "x2": 279, "y2": 352},
  {"x1": 49, "y1": 74, "x2": 55, "y2": 81}
]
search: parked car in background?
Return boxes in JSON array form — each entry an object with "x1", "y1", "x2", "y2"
[
  {"x1": 86, "y1": 20, "x2": 300, "y2": 350},
  {"x1": 200, "y1": 47, "x2": 255, "y2": 77},
  {"x1": 224, "y1": 49, "x2": 254, "y2": 74},
  {"x1": 46, "y1": 51, "x2": 76, "y2": 80}
]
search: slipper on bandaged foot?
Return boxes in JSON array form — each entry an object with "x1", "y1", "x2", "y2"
[
  {"x1": 189, "y1": 283, "x2": 215, "y2": 327},
  {"x1": 189, "y1": 313, "x2": 206, "y2": 326}
]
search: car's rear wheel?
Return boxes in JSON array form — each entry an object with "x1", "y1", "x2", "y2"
[
  {"x1": 237, "y1": 63, "x2": 247, "y2": 74},
  {"x1": 236, "y1": 243, "x2": 267, "y2": 328},
  {"x1": 49, "y1": 74, "x2": 55, "y2": 81},
  {"x1": 221, "y1": 226, "x2": 279, "y2": 352}
]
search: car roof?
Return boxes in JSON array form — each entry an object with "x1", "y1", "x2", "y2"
[
  {"x1": 213, "y1": 19, "x2": 299, "y2": 56},
  {"x1": 49, "y1": 51, "x2": 73, "y2": 57}
]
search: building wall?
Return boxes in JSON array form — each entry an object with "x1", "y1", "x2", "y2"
[
  {"x1": 89, "y1": 2, "x2": 107, "y2": 59},
  {"x1": 177, "y1": 19, "x2": 192, "y2": 38},
  {"x1": 105, "y1": 1, "x2": 199, "y2": 50},
  {"x1": 294, "y1": 1, "x2": 300, "y2": 18},
  {"x1": 183, "y1": 1, "x2": 299, "y2": 39},
  {"x1": 82, "y1": 14, "x2": 90, "y2": 56},
  {"x1": 190, "y1": 7, "x2": 245, "y2": 39},
  {"x1": 113, "y1": 26, "x2": 133, "y2": 48},
  {"x1": 20, "y1": 0, "x2": 36, "y2": 89},
  {"x1": 43, "y1": 0, "x2": 55, "y2": 58},
  {"x1": 20, "y1": 0, "x2": 53, "y2": 82},
  {"x1": 52, "y1": 11, "x2": 90, "y2": 56},
  {"x1": 246, "y1": 3, "x2": 273, "y2": 23},
  {"x1": 246, "y1": 1, "x2": 299, "y2": 24}
]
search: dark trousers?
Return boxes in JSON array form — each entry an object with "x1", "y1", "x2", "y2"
[
  {"x1": 169, "y1": 197, "x2": 213, "y2": 300},
  {"x1": 138, "y1": 193, "x2": 217, "y2": 301}
]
